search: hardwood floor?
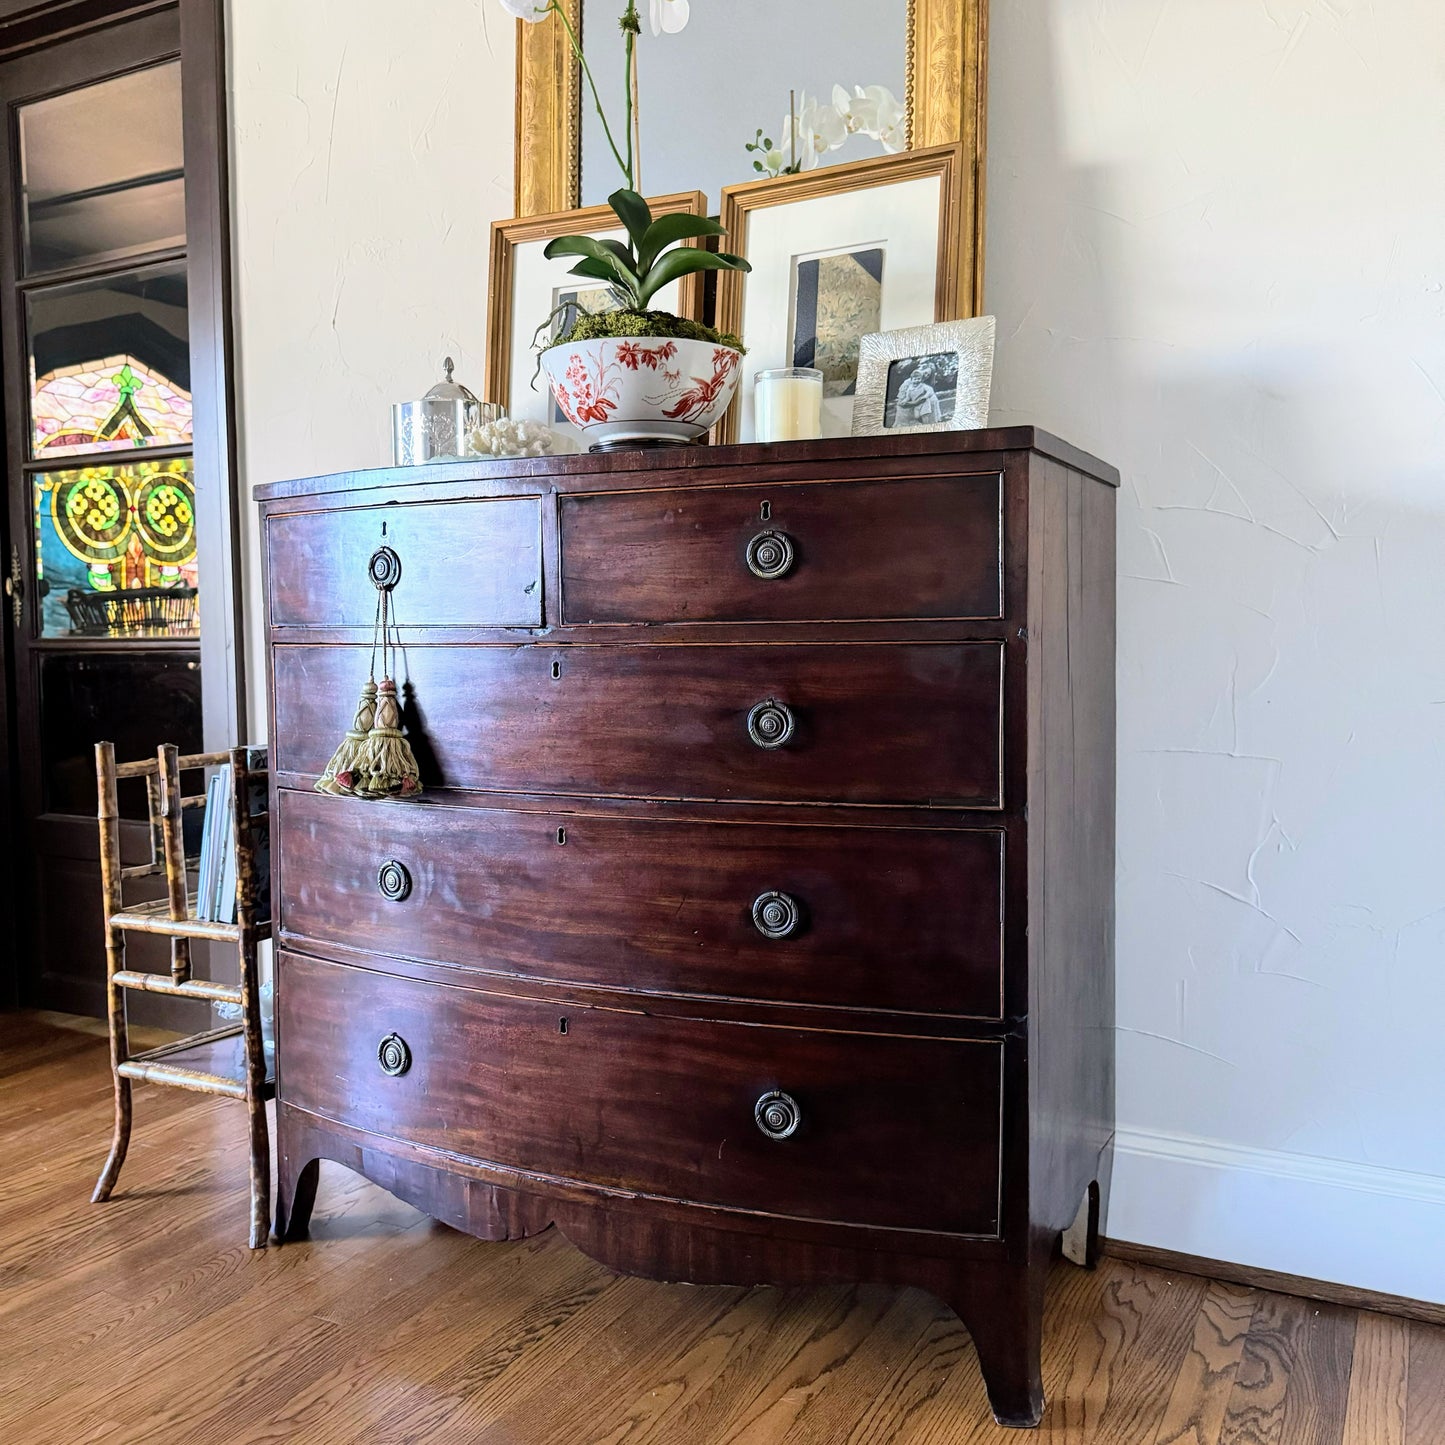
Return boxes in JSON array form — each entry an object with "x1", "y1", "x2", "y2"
[{"x1": 2, "y1": 1011, "x2": 1440, "y2": 1444}]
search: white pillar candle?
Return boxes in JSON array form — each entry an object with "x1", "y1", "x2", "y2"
[{"x1": 754, "y1": 367, "x2": 823, "y2": 443}]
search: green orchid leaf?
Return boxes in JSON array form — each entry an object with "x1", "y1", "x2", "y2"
[
  {"x1": 608, "y1": 188, "x2": 653, "y2": 253},
  {"x1": 541, "y1": 234, "x2": 640, "y2": 295},
  {"x1": 566, "y1": 257, "x2": 622, "y2": 283},
  {"x1": 635, "y1": 247, "x2": 753, "y2": 309},
  {"x1": 636, "y1": 212, "x2": 727, "y2": 273}
]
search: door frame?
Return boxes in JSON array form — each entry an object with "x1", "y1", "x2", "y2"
[{"x1": 0, "y1": 0, "x2": 244, "y2": 1010}]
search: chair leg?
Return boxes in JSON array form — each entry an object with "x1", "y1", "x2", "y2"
[
  {"x1": 246, "y1": 1091, "x2": 272, "y2": 1249},
  {"x1": 93, "y1": 741, "x2": 132, "y2": 1205},
  {"x1": 91, "y1": 1073, "x2": 132, "y2": 1204}
]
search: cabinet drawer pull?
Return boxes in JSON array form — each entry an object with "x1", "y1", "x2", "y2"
[
  {"x1": 377, "y1": 860, "x2": 412, "y2": 902},
  {"x1": 368, "y1": 545, "x2": 402, "y2": 592},
  {"x1": 752, "y1": 890, "x2": 803, "y2": 940},
  {"x1": 745, "y1": 529, "x2": 795, "y2": 580},
  {"x1": 746, "y1": 699, "x2": 795, "y2": 749},
  {"x1": 754, "y1": 1090, "x2": 801, "y2": 1141},
  {"x1": 377, "y1": 1033, "x2": 411, "y2": 1077}
]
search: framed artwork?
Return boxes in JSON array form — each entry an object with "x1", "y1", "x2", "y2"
[
  {"x1": 852, "y1": 316, "x2": 997, "y2": 436},
  {"x1": 715, "y1": 145, "x2": 964, "y2": 444},
  {"x1": 485, "y1": 191, "x2": 709, "y2": 439}
]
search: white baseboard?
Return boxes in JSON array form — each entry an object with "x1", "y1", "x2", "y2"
[{"x1": 1107, "y1": 1126, "x2": 1445, "y2": 1306}]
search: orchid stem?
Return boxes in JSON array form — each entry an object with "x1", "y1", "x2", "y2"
[
  {"x1": 628, "y1": 26, "x2": 641, "y2": 196},
  {"x1": 549, "y1": 0, "x2": 632, "y2": 191}
]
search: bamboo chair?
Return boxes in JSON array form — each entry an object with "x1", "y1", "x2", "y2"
[{"x1": 91, "y1": 742, "x2": 274, "y2": 1248}]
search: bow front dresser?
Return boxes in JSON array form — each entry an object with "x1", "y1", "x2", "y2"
[{"x1": 258, "y1": 430, "x2": 1117, "y2": 1428}]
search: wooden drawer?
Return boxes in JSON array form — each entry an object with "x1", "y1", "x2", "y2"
[
  {"x1": 266, "y1": 497, "x2": 543, "y2": 629},
  {"x1": 277, "y1": 951, "x2": 1004, "y2": 1236},
  {"x1": 272, "y1": 641, "x2": 1004, "y2": 808},
  {"x1": 277, "y1": 790, "x2": 1006, "y2": 1018},
  {"x1": 559, "y1": 474, "x2": 1003, "y2": 624}
]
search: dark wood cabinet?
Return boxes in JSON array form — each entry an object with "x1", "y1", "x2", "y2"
[{"x1": 258, "y1": 428, "x2": 1118, "y2": 1429}]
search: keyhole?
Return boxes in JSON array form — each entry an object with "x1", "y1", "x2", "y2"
[
  {"x1": 760, "y1": 500, "x2": 771, "y2": 521},
  {"x1": 556, "y1": 826, "x2": 566, "y2": 845},
  {"x1": 551, "y1": 659, "x2": 561, "y2": 679},
  {"x1": 381, "y1": 520, "x2": 387, "y2": 536},
  {"x1": 558, "y1": 1017, "x2": 569, "y2": 1035}
]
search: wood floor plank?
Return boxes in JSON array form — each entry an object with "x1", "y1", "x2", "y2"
[
  {"x1": 417, "y1": 1272, "x2": 750, "y2": 1444},
  {"x1": 1153, "y1": 1280, "x2": 1256, "y2": 1445},
  {"x1": 1221, "y1": 1292, "x2": 1356, "y2": 1445},
  {"x1": 723, "y1": 1288, "x2": 938, "y2": 1444},
  {"x1": 1403, "y1": 1318, "x2": 1445, "y2": 1445},
  {"x1": 1342, "y1": 1311, "x2": 1408, "y2": 1445},
  {"x1": 839, "y1": 1303, "x2": 975, "y2": 1445},
  {"x1": 0, "y1": 1014, "x2": 1424, "y2": 1445},
  {"x1": 1038, "y1": 1260, "x2": 1210, "y2": 1440}
]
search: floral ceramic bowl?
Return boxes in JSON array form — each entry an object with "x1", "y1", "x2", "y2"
[{"x1": 540, "y1": 336, "x2": 742, "y2": 450}]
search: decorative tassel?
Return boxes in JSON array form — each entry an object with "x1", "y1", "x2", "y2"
[
  {"x1": 315, "y1": 680, "x2": 377, "y2": 796},
  {"x1": 315, "y1": 550, "x2": 424, "y2": 802},
  {"x1": 348, "y1": 677, "x2": 423, "y2": 801}
]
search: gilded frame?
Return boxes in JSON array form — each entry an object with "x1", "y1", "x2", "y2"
[
  {"x1": 484, "y1": 190, "x2": 709, "y2": 411},
  {"x1": 712, "y1": 144, "x2": 963, "y2": 445},
  {"x1": 512, "y1": 0, "x2": 988, "y2": 314}
]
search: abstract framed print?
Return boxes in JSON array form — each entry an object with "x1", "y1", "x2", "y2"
[
  {"x1": 791, "y1": 247, "x2": 884, "y2": 399},
  {"x1": 852, "y1": 316, "x2": 997, "y2": 437},
  {"x1": 716, "y1": 145, "x2": 963, "y2": 443}
]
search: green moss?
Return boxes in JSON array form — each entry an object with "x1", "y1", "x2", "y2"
[{"x1": 551, "y1": 308, "x2": 743, "y2": 353}]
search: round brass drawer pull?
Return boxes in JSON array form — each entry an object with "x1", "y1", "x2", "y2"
[
  {"x1": 377, "y1": 1033, "x2": 411, "y2": 1077},
  {"x1": 746, "y1": 698, "x2": 795, "y2": 749},
  {"x1": 377, "y1": 859, "x2": 412, "y2": 902},
  {"x1": 752, "y1": 890, "x2": 803, "y2": 940},
  {"x1": 754, "y1": 1090, "x2": 801, "y2": 1141},
  {"x1": 368, "y1": 545, "x2": 402, "y2": 592},
  {"x1": 745, "y1": 529, "x2": 795, "y2": 580}
]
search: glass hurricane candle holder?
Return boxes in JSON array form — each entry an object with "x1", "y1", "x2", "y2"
[{"x1": 754, "y1": 367, "x2": 823, "y2": 443}]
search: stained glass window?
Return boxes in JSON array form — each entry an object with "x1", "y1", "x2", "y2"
[
  {"x1": 33, "y1": 457, "x2": 198, "y2": 638},
  {"x1": 27, "y1": 262, "x2": 190, "y2": 458},
  {"x1": 32, "y1": 354, "x2": 192, "y2": 457}
]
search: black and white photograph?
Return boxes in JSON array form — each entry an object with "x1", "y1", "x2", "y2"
[{"x1": 882, "y1": 351, "x2": 958, "y2": 428}]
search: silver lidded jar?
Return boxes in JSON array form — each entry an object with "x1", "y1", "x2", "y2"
[{"x1": 392, "y1": 357, "x2": 497, "y2": 465}]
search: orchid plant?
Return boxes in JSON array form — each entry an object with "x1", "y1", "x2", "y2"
[
  {"x1": 499, "y1": 0, "x2": 748, "y2": 349},
  {"x1": 747, "y1": 84, "x2": 908, "y2": 178}
]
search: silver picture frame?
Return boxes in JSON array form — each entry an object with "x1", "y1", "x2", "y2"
[{"x1": 851, "y1": 316, "x2": 997, "y2": 437}]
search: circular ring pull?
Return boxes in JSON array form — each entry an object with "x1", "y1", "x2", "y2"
[
  {"x1": 368, "y1": 545, "x2": 402, "y2": 592},
  {"x1": 377, "y1": 1033, "x2": 412, "y2": 1077},
  {"x1": 746, "y1": 699, "x2": 795, "y2": 750},
  {"x1": 754, "y1": 1090, "x2": 801, "y2": 1141},
  {"x1": 752, "y1": 890, "x2": 803, "y2": 940},
  {"x1": 745, "y1": 530, "x2": 795, "y2": 580},
  {"x1": 377, "y1": 859, "x2": 412, "y2": 902}
]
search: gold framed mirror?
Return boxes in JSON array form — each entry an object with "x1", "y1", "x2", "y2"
[{"x1": 512, "y1": 0, "x2": 988, "y2": 313}]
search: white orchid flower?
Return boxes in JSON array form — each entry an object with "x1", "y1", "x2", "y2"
[
  {"x1": 649, "y1": 0, "x2": 689, "y2": 34},
  {"x1": 833, "y1": 84, "x2": 906, "y2": 149},
  {"x1": 864, "y1": 85, "x2": 907, "y2": 151},
  {"x1": 786, "y1": 92, "x2": 846, "y2": 169},
  {"x1": 833, "y1": 84, "x2": 875, "y2": 135},
  {"x1": 496, "y1": 0, "x2": 551, "y2": 18}
]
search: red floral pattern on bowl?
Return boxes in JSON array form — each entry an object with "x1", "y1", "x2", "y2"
[{"x1": 541, "y1": 336, "x2": 742, "y2": 448}]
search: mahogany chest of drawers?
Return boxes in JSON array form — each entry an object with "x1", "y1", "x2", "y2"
[{"x1": 257, "y1": 430, "x2": 1118, "y2": 1429}]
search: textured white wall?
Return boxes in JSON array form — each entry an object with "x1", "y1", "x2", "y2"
[
  {"x1": 986, "y1": 0, "x2": 1445, "y2": 1298},
  {"x1": 226, "y1": 0, "x2": 1445, "y2": 1299},
  {"x1": 228, "y1": 0, "x2": 515, "y2": 732}
]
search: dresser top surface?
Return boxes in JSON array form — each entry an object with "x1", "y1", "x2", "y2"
[{"x1": 253, "y1": 427, "x2": 1120, "y2": 506}]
